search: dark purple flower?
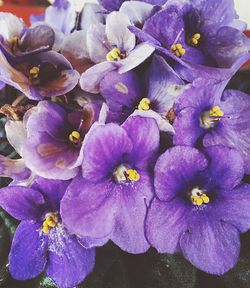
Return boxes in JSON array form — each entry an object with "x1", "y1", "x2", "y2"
[
  {"x1": 129, "y1": 1, "x2": 250, "y2": 81},
  {"x1": 61, "y1": 116, "x2": 160, "y2": 253},
  {"x1": 98, "y1": 0, "x2": 166, "y2": 12},
  {"x1": 146, "y1": 145, "x2": 250, "y2": 274},
  {"x1": 173, "y1": 80, "x2": 250, "y2": 173},
  {"x1": 99, "y1": 55, "x2": 185, "y2": 130},
  {"x1": 79, "y1": 10, "x2": 155, "y2": 93},
  {"x1": 22, "y1": 100, "x2": 101, "y2": 180},
  {"x1": 0, "y1": 50, "x2": 79, "y2": 100},
  {"x1": 0, "y1": 177, "x2": 95, "y2": 288},
  {"x1": 0, "y1": 12, "x2": 55, "y2": 58}
]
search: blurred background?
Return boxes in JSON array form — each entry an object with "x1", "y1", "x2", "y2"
[{"x1": 0, "y1": 0, "x2": 249, "y2": 28}]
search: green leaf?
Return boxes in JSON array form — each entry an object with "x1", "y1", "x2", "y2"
[
  {"x1": 223, "y1": 231, "x2": 250, "y2": 288},
  {"x1": 79, "y1": 242, "x2": 130, "y2": 288},
  {"x1": 124, "y1": 249, "x2": 196, "y2": 288}
]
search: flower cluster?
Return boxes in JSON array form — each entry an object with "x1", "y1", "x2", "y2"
[{"x1": 0, "y1": 0, "x2": 250, "y2": 287}]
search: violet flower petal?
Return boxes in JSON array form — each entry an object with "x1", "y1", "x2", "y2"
[
  {"x1": 46, "y1": 230, "x2": 95, "y2": 288},
  {"x1": 81, "y1": 123, "x2": 133, "y2": 181},
  {"x1": 122, "y1": 115, "x2": 159, "y2": 169},
  {"x1": 146, "y1": 197, "x2": 188, "y2": 253},
  {"x1": 154, "y1": 146, "x2": 208, "y2": 201},
  {"x1": 86, "y1": 23, "x2": 110, "y2": 63},
  {"x1": 204, "y1": 146, "x2": 244, "y2": 191},
  {"x1": 61, "y1": 175, "x2": 118, "y2": 238},
  {"x1": 20, "y1": 25, "x2": 55, "y2": 52},
  {"x1": 22, "y1": 132, "x2": 79, "y2": 180},
  {"x1": 0, "y1": 186, "x2": 45, "y2": 221},
  {"x1": 0, "y1": 156, "x2": 30, "y2": 181},
  {"x1": 180, "y1": 215, "x2": 240, "y2": 275},
  {"x1": 111, "y1": 170, "x2": 152, "y2": 253},
  {"x1": 9, "y1": 222, "x2": 47, "y2": 280},
  {"x1": 118, "y1": 42, "x2": 155, "y2": 74},
  {"x1": 105, "y1": 11, "x2": 135, "y2": 52},
  {"x1": 203, "y1": 89, "x2": 250, "y2": 173},
  {"x1": 80, "y1": 61, "x2": 117, "y2": 94},
  {"x1": 212, "y1": 184, "x2": 250, "y2": 233}
]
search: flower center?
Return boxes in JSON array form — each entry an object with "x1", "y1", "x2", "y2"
[
  {"x1": 29, "y1": 66, "x2": 40, "y2": 79},
  {"x1": 200, "y1": 106, "x2": 224, "y2": 129},
  {"x1": 190, "y1": 188, "x2": 210, "y2": 206},
  {"x1": 68, "y1": 130, "x2": 81, "y2": 146},
  {"x1": 190, "y1": 33, "x2": 201, "y2": 46},
  {"x1": 42, "y1": 212, "x2": 59, "y2": 234},
  {"x1": 113, "y1": 164, "x2": 140, "y2": 183},
  {"x1": 138, "y1": 98, "x2": 151, "y2": 111},
  {"x1": 106, "y1": 48, "x2": 126, "y2": 61},
  {"x1": 171, "y1": 43, "x2": 186, "y2": 57},
  {"x1": 10, "y1": 36, "x2": 21, "y2": 53}
]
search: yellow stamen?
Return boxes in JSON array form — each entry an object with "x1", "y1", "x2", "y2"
[
  {"x1": 201, "y1": 106, "x2": 224, "y2": 129},
  {"x1": 29, "y1": 66, "x2": 40, "y2": 79},
  {"x1": 69, "y1": 130, "x2": 81, "y2": 144},
  {"x1": 10, "y1": 36, "x2": 21, "y2": 52},
  {"x1": 191, "y1": 193, "x2": 210, "y2": 206},
  {"x1": 190, "y1": 33, "x2": 201, "y2": 46},
  {"x1": 106, "y1": 48, "x2": 124, "y2": 62},
  {"x1": 126, "y1": 169, "x2": 140, "y2": 181},
  {"x1": 42, "y1": 213, "x2": 58, "y2": 234},
  {"x1": 138, "y1": 98, "x2": 151, "y2": 111},
  {"x1": 209, "y1": 106, "x2": 224, "y2": 119},
  {"x1": 171, "y1": 43, "x2": 186, "y2": 57}
]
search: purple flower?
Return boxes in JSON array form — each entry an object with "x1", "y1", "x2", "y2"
[
  {"x1": 31, "y1": 0, "x2": 76, "y2": 36},
  {"x1": 79, "y1": 10, "x2": 155, "y2": 93},
  {"x1": 22, "y1": 100, "x2": 101, "y2": 180},
  {"x1": 61, "y1": 116, "x2": 160, "y2": 253},
  {"x1": 0, "y1": 177, "x2": 95, "y2": 288},
  {"x1": 43, "y1": 0, "x2": 76, "y2": 36},
  {"x1": 0, "y1": 50, "x2": 79, "y2": 100},
  {"x1": 99, "y1": 55, "x2": 185, "y2": 131},
  {"x1": 0, "y1": 12, "x2": 55, "y2": 58},
  {"x1": 0, "y1": 120, "x2": 31, "y2": 182},
  {"x1": 146, "y1": 145, "x2": 250, "y2": 274},
  {"x1": 173, "y1": 80, "x2": 250, "y2": 173},
  {"x1": 98, "y1": 0, "x2": 166, "y2": 12},
  {"x1": 129, "y1": 1, "x2": 250, "y2": 80}
]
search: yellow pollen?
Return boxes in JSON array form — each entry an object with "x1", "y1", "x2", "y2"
[
  {"x1": 138, "y1": 98, "x2": 151, "y2": 111},
  {"x1": 29, "y1": 66, "x2": 40, "y2": 79},
  {"x1": 69, "y1": 130, "x2": 81, "y2": 143},
  {"x1": 191, "y1": 193, "x2": 210, "y2": 206},
  {"x1": 126, "y1": 169, "x2": 140, "y2": 181},
  {"x1": 171, "y1": 43, "x2": 186, "y2": 57},
  {"x1": 190, "y1": 33, "x2": 201, "y2": 46},
  {"x1": 42, "y1": 213, "x2": 58, "y2": 234},
  {"x1": 209, "y1": 106, "x2": 224, "y2": 119},
  {"x1": 106, "y1": 48, "x2": 124, "y2": 62}
]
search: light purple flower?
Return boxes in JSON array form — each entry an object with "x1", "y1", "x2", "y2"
[
  {"x1": 22, "y1": 100, "x2": 102, "y2": 180},
  {"x1": 0, "y1": 120, "x2": 31, "y2": 182},
  {"x1": 129, "y1": 0, "x2": 250, "y2": 81},
  {"x1": 61, "y1": 116, "x2": 160, "y2": 253},
  {"x1": 99, "y1": 55, "x2": 185, "y2": 131},
  {"x1": 0, "y1": 177, "x2": 95, "y2": 288},
  {"x1": 79, "y1": 10, "x2": 155, "y2": 93},
  {"x1": 146, "y1": 145, "x2": 250, "y2": 274},
  {"x1": 173, "y1": 80, "x2": 250, "y2": 173},
  {"x1": 98, "y1": 0, "x2": 166, "y2": 12},
  {"x1": 31, "y1": 0, "x2": 76, "y2": 36}
]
